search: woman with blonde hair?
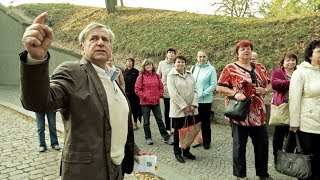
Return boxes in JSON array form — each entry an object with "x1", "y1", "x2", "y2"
[{"x1": 135, "y1": 59, "x2": 173, "y2": 145}]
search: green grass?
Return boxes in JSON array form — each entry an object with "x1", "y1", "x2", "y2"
[{"x1": 12, "y1": 3, "x2": 320, "y2": 72}]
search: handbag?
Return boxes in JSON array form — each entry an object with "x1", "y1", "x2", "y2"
[
  {"x1": 269, "y1": 103, "x2": 289, "y2": 126},
  {"x1": 276, "y1": 132, "x2": 312, "y2": 179},
  {"x1": 179, "y1": 116, "x2": 202, "y2": 149},
  {"x1": 224, "y1": 97, "x2": 251, "y2": 121},
  {"x1": 224, "y1": 63, "x2": 256, "y2": 121}
]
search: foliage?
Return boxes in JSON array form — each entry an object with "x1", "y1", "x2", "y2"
[
  {"x1": 265, "y1": 0, "x2": 320, "y2": 17},
  {"x1": 14, "y1": 3, "x2": 320, "y2": 73},
  {"x1": 212, "y1": 0, "x2": 256, "y2": 17}
]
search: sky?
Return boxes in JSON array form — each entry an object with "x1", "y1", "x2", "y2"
[{"x1": 0, "y1": 0, "x2": 217, "y2": 15}]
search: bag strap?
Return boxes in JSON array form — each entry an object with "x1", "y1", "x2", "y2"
[
  {"x1": 183, "y1": 116, "x2": 189, "y2": 127},
  {"x1": 183, "y1": 115, "x2": 196, "y2": 127},
  {"x1": 234, "y1": 62, "x2": 258, "y2": 87},
  {"x1": 282, "y1": 132, "x2": 291, "y2": 152},
  {"x1": 294, "y1": 133, "x2": 304, "y2": 154},
  {"x1": 282, "y1": 132, "x2": 304, "y2": 154}
]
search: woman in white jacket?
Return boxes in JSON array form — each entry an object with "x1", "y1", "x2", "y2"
[
  {"x1": 167, "y1": 55, "x2": 198, "y2": 163},
  {"x1": 289, "y1": 40, "x2": 320, "y2": 180}
]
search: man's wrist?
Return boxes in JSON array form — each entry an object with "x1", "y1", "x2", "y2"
[{"x1": 26, "y1": 53, "x2": 49, "y2": 65}]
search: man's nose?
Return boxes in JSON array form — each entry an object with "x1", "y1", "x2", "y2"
[{"x1": 97, "y1": 38, "x2": 105, "y2": 45}]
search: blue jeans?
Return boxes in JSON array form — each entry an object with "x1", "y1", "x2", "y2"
[
  {"x1": 141, "y1": 104, "x2": 169, "y2": 141},
  {"x1": 35, "y1": 112, "x2": 59, "y2": 147}
]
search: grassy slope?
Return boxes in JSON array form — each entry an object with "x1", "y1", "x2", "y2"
[{"x1": 13, "y1": 3, "x2": 320, "y2": 72}]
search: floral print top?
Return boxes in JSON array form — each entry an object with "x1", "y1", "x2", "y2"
[{"x1": 218, "y1": 63, "x2": 269, "y2": 126}]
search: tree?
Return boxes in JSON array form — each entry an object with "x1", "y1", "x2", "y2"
[
  {"x1": 306, "y1": 0, "x2": 320, "y2": 12},
  {"x1": 264, "y1": 0, "x2": 320, "y2": 17},
  {"x1": 105, "y1": 0, "x2": 117, "y2": 14},
  {"x1": 119, "y1": 0, "x2": 124, "y2": 6},
  {"x1": 212, "y1": 0, "x2": 258, "y2": 17}
]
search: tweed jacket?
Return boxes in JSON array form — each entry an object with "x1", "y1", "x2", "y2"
[{"x1": 19, "y1": 51, "x2": 134, "y2": 180}]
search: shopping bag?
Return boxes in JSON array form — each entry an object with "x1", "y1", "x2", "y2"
[
  {"x1": 269, "y1": 103, "x2": 289, "y2": 126},
  {"x1": 179, "y1": 116, "x2": 201, "y2": 149},
  {"x1": 276, "y1": 132, "x2": 312, "y2": 179},
  {"x1": 192, "y1": 130, "x2": 203, "y2": 147}
]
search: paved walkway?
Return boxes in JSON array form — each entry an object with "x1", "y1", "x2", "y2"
[{"x1": 0, "y1": 85, "x2": 295, "y2": 180}]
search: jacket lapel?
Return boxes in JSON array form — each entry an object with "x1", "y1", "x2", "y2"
[{"x1": 80, "y1": 58, "x2": 110, "y2": 121}]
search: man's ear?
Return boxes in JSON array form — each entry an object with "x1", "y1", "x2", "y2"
[{"x1": 80, "y1": 43, "x2": 84, "y2": 55}]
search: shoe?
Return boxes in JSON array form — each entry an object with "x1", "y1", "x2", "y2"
[
  {"x1": 236, "y1": 177, "x2": 249, "y2": 180},
  {"x1": 53, "y1": 145, "x2": 61, "y2": 150},
  {"x1": 39, "y1": 146, "x2": 47, "y2": 152},
  {"x1": 175, "y1": 155, "x2": 185, "y2": 163},
  {"x1": 166, "y1": 130, "x2": 171, "y2": 136},
  {"x1": 203, "y1": 144, "x2": 211, "y2": 149},
  {"x1": 146, "y1": 139, "x2": 153, "y2": 145},
  {"x1": 258, "y1": 176, "x2": 273, "y2": 180},
  {"x1": 164, "y1": 137, "x2": 174, "y2": 145},
  {"x1": 183, "y1": 151, "x2": 196, "y2": 160}
]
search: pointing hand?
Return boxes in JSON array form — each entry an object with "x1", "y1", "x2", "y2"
[{"x1": 22, "y1": 12, "x2": 53, "y2": 60}]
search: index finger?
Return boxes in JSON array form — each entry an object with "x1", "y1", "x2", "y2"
[{"x1": 33, "y1": 12, "x2": 48, "y2": 24}]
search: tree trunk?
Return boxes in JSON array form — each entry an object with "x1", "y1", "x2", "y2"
[
  {"x1": 105, "y1": 0, "x2": 117, "y2": 14},
  {"x1": 120, "y1": 0, "x2": 124, "y2": 6}
]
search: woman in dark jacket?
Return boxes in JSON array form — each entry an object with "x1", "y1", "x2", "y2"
[{"x1": 123, "y1": 58, "x2": 142, "y2": 130}]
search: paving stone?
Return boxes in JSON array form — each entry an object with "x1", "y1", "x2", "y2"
[
  {"x1": 8, "y1": 173, "x2": 28, "y2": 180},
  {"x1": 0, "y1": 86, "x2": 297, "y2": 180}
]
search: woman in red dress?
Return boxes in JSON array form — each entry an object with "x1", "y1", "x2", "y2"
[{"x1": 216, "y1": 40, "x2": 272, "y2": 180}]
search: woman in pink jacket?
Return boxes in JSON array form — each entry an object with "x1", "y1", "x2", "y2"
[
  {"x1": 135, "y1": 59, "x2": 173, "y2": 145},
  {"x1": 271, "y1": 53, "x2": 297, "y2": 165}
]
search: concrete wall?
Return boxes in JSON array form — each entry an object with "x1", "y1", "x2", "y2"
[{"x1": 0, "y1": 5, "x2": 81, "y2": 86}]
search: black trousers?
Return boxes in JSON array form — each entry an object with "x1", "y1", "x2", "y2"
[
  {"x1": 272, "y1": 126, "x2": 296, "y2": 163},
  {"x1": 231, "y1": 122, "x2": 269, "y2": 177},
  {"x1": 163, "y1": 98, "x2": 171, "y2": 130},
  {"x1": 298, "y1": 131, "x2": 320, "y2": 180},
  {"x1": 172, "y1": 116, "x2": 194, "y2": 155},
  {"x1": 127, "y1": 93, "x2": 142, "y2": 122},
  {"x1": 197, "y1": 103, "x2": 212, "y2": 145}
]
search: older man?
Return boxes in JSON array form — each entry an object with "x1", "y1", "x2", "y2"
[{"x1": 19, "y1": 12, "x2": 134, "y2": 180}]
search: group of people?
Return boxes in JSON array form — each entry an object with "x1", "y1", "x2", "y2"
[
  {"x1": 124, "y1": 47, "x2": 217, "y2": 163},
  {"x1": 20, "y1": 12, "x2": 319, "y2": 180},
  {"x1": 216, "y1": 39, "x2": 320, "y2": 180}
]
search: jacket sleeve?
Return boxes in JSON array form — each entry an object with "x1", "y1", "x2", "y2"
[
  {"x1": 192, "y1": 77, "x2": 198, "y2": 107},
  {"x1": 167, "y1": 74, "x2": 188, "y2": 110},
  {"x1": 158, "y1": 74, "x2": 164, "y2": 97},
  {"x1": 156, "y1": 62, "x2": 162, "y2": 77},
  {"x1": 289, "y1": 70, "x2": 304, "y2": 127},
  {"x1": 119, "y1": 71, "x2": 126, "y2": 92},
  {"x1": 134, "y1": 75, "x2": 143, "y2": 99},
  {"x1": 271, "y1": 68, "x2": 290, "y2": 91},
  {"x1": 20, "y1": 51, "x2": 74, "y2": 113},
  {"x1": 203, "y1": 67, "x2": 217, "y2": 95}
]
